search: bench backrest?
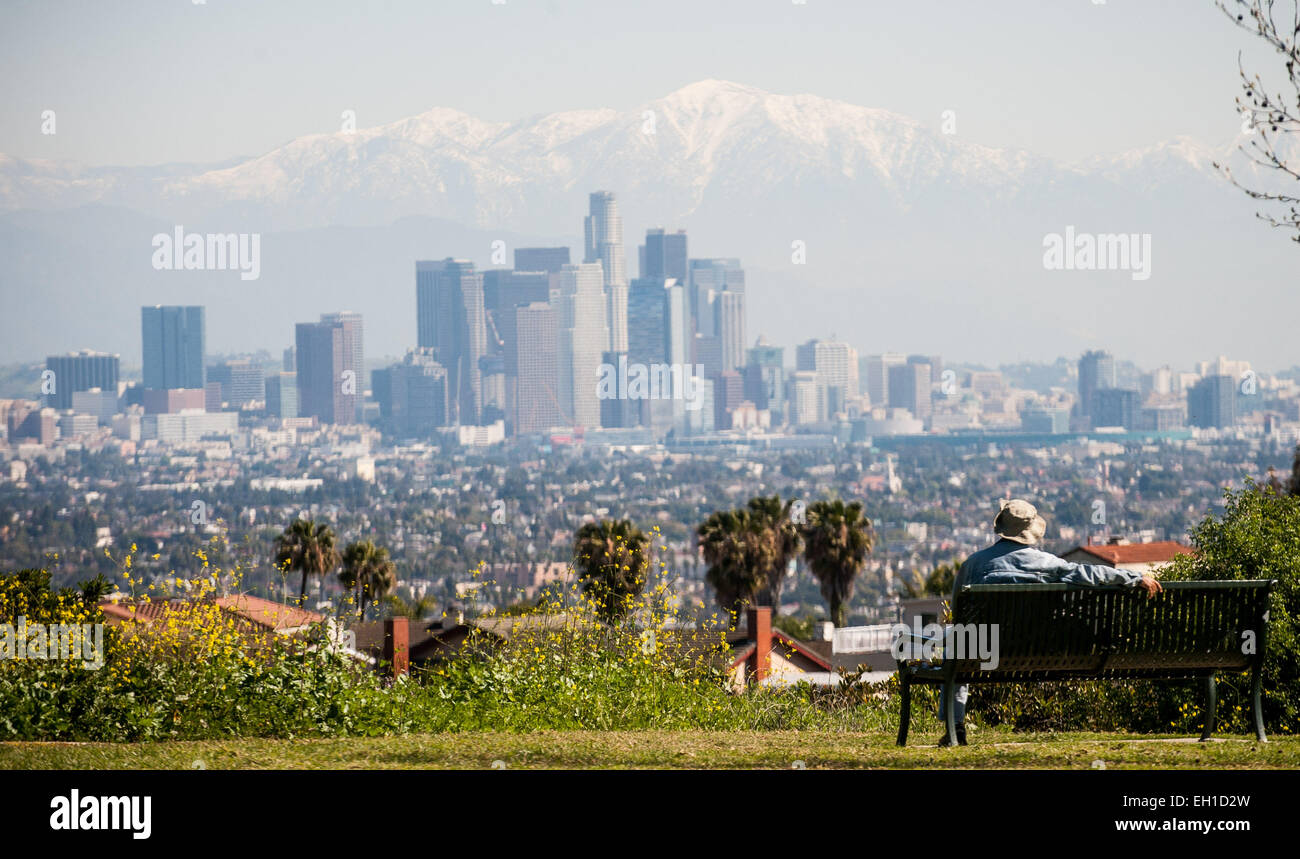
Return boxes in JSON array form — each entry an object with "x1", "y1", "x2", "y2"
[{"x1": 944, "y1": 580, "x2": 1274, "y2": 677}]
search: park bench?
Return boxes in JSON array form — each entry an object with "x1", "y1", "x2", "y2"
[{"x1": 895, "y1": 580, "x2": 1276, "y2": 746}]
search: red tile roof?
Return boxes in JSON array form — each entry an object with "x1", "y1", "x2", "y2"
[{"x1": 1072, "y1": 541, "x2": 1194, "y2": 566}]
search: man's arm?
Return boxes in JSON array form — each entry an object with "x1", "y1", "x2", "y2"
[{"x1": 1028, "y1": 550, "x2": 1147, "y2": 587}]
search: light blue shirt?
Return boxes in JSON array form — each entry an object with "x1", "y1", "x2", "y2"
[{"x1": 954, "y1": 538, "x2": 1144, "y2": 591}]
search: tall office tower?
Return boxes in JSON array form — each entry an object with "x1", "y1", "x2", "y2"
[
  {"x1": 599, "y1": 351, "x2": 636, "y2": 428},
  {"x1": 889, "y1": 361, "x2": 932, "y2": 420},
  {"x1": 514, "y1": 247, "x2": 571, "y2": 274},
  {"x1": 265, "y1": 372, "x2": 298, "y2": 419},
  {"x1": 799, "y1": 339, "x2": 860, "y2": 417},
  {"x1": 789, "y1": 370, "x2": 821, "y2": 425},
  {"x1": 607, "y1": 282, "x2": 628, "y2": 353},
  {"x1": 1078, "y1": 350, "x2": 1116, "y2": 421},
  {"x1": 642, "y1": 228, "x2": 688, "y2": 282},
  {"x1": 1187, "y1": 375, "x2": 1237, "y2": 428},
  {"x1": 482, "y1": 269, "x2": 550, "y2": 430},
  {"x1": 43, "y1": 350, "x2": 120, "y2": 410},
  {"x1": 416, "y1": 259, "x2": 487, "y2": 425},
  {"x1": 282, "y1": 346, "x2": 295, "y2": 372},
  {"x1": 694, "y1": 334, "x2": 723, "y2": 378},
  {"x1": 627, "y1": 277, "x2": 689, "y2": 430},
  {"x1": 1092, "y1": 388, "x2": 1140, "y2": 429},
  {"x1": 688, "y1": 258, "x2": 745, "y2": 366},
  {"x1": 550, "y1": 263, "x2": 608, "y2": 429},
  {"x1": 372, "y1": 347, "x2": 449, "y2": 436},
  {"x1": 714, "y1": 370, "x2": 745, "y2": 430},
  {"x1": 863, "y1": 353, "x2": 905, "y2": 408},
  {"x1": 295, "y1": 320, "x2": 357, "y2": 425},
  {"x1": 514, "y1": 302, "x2": 563, "y2": 435},
  {"x1": 745, "y1": 336, "x2": 785, "y2": 423},
  {"x1": 207, "y1": 359, "x2": 265, "y2": 408},
  {"x1": 320, "y1": 312, "x2": 363, "y2": 417},
  {"x1": 716, "y1": 288, "x2": 746, "y2": 373},
  {"x1": 584, "y1": 191, "x2": 626, "y2": 288},
  {"x1": 142, "y1": 305, "x2": 205, "y2": 391}
]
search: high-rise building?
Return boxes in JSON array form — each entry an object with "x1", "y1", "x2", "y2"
[
  {"x1": 584, "y1": 191, "x2": 626, "y2": 289},
  {"x1": 1078, "y1": 350, "x2": 1116, "y2": 421},
  {"x1": 745, "y1": 337, "x2": 785, "y2": 424},
  {"x1": 714, "y1": 370, "x2": 744, "y2": 430},
  {"x1": 265, "y1": 372, "x2": 298, "y2": 419},
  {"x1": 142, "y1": 306, "x2": 205, "y2": 391},
  {"x1": 514, "y1": 247, "x2": 571, "y2": 274},
  {"x1": 551, "y1": 263, "x2": 608, "y2": 429},
  {"x1": 514, "y1": 302, "x2": 563, "y2": 436},
  {"x1": 607, "y1": 283, "x2": 628, "y2": 354},
  {"x1": 889, "y1": 361, "x2": 932, "y2": 420},
  {"x1": 372, "y1": 348, "x2": 449, "y2": 436},
  {"x1": 43, "y1": 350, "x2": 120, "y2": 410},
  {"x1": 1188, "y1": 375, "x2": 1236, "y2": 428},
  {"x1": 207, "y1": 359, "x2": 265, "y2": 408},
  {"x1": 295, "y1": 319, "x2": 358, "y2": 425},
  {"x1": 320, "y1": 312, "x2": 363, "y2": 418},
  {"x1": 1091, "y1": 388, "x2": 1140, "y2": 429},
  {"x1": 642, "y1": 228, "x2": 688, "y2": 282},
  {"x1": 417, "y1": 259, "x2": 487, "y2": 425},
  {"x1": 789, "y1": 371, "x2": 821, "y2": 425},
  {"x1": 797, "y1": 339, "x2": 859, "y2": 418},
  {"x1": 688, "y1": 259, "x2": 745, "y2": 370},
  {"x1": 627, "y1": 277, "x2": 689, "y2": 431},
  {"x1": 863, "y1": 353, "x2": 906, "y2": 408}
]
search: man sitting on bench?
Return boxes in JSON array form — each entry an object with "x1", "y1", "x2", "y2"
[{"x1": 938, "y1": 498, "x2": 1163, "y2": 745}]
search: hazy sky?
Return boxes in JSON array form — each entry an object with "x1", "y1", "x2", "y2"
[{"x1": 0, "y1": 0, "x2": 1267, "y2": 167}]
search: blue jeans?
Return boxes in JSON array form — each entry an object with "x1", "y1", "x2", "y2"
[{"x1": 938, "y1": 683, "x2": 968, "y2": 725}]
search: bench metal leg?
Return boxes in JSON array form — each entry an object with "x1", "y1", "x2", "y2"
[
  {"x1": 896, "y1": 673, "x2": 911, "y2": 747},
  {"x1": 1251, "y1": 662, "x2": 1268, "y2": 743},
  {"x1": 1199, "y1": 674, "x2": 1217, "y2": 742},
  {"x1": 941, "y1": 673, "x2": 958, "y2": 748}
]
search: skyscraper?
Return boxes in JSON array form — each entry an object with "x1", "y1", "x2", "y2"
[
  {"x1": 551, "y1": 263, "x2": 608, "y2": 429},
  {"x1": 1092, "y1": 388, "x2": 1140, "y2": 429},
  {"x1": 142, "y1": 305, "x2": 205, "y2": 391},
  {"x1": 745, "y1": 336, "x2": 785, "y2": 423},
  {"x1": 584, "y1": 192, "x2": 627, "y2": 354},
  {"x1": 265, "y1": 372, "x2": 298, "y2": 419},
  {"x1": 43, "y1": 350, "x2": 120, "y2": 410},
  {"x1": 514, "y1": 302, "x2": 563, "y2": 435},
  {"x1": 642, "y1": 228, "x2": 688, "y2": 282},
  {"x1": 889, "y1": 361, "x2": 932, "y2": 420},
  {"x1": 207, "y1": 359, "x2": 266, "y2": 408},
  {"x1": 1188, "y1": 375, "x2": 1236, "y2": 428},
  {"x1": 416, "y1": 259, "x2": 486, "y2": 425},
  {"x1": 688, "y1": 258, "x2": 745, "y2": 370},
  {"x1": 584, "y1": 191, "x2": 626, "y2": 288},
  {"x1": 295, "y1": 319, "x2": 357, "y2": 425},
  {"x1": 798, "y1": 339, "x2": 860, "y2": 417},
  {"x1": 1078, "y1": 350, "x2": 1116, "y2": 422},
  {"x1": 320, "y1": 311, "x2": 363, "y2": 418},
  {"x1": 863, "y1": 353, "x2": 905, "y2": 408},
  {"x1": 372, "y1": 348, "x2": 449, "y2": 436}
]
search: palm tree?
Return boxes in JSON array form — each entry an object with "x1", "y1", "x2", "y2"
[
  {"x1": 746, "y1": 495, "x2": 804, "y2": 611},
  {"x1": 339, "y1": 539, "x2": 398, "y2": 619},
  {"x1": 898, "y1": 560, "x2": 959, "y2": 599},
  {"x1": 801, "y1": 499, "x2": 874, "y2": 628},
  {"x1": 274, "y1": 519, "x2": 341, "y2": 604},
  {"x1": 697, "y1": 508, "x2": 766, "y2": 625},
  {"x1": 572, "y1": 519, "x2": 650, "y2": 622}
]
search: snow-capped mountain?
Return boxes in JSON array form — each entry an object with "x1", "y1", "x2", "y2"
[{"x1": 0, "y1": 80, "x2": 1293, "y2": 370}]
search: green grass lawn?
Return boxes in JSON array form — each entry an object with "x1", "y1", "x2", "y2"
[{"x1": 3, "y1": 728, "x2": 1296, "y2": 769}]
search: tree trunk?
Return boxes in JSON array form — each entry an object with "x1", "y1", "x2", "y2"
[{"x1": 299, "y1": 569, "x2": 307, "y2": 602}]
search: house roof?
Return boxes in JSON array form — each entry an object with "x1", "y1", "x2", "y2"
[
  {"x1": 98, "y1": 595, "x2": 325, "y2": 635},
  {"x1": 1069, "y1": 541, "x2": 1194, "y2": 566}
]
